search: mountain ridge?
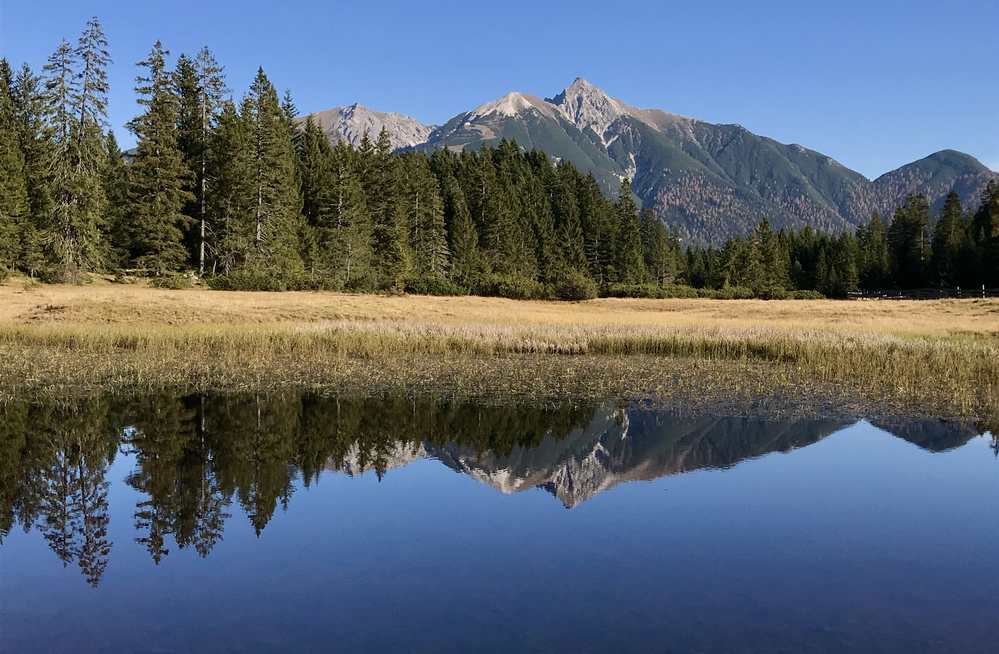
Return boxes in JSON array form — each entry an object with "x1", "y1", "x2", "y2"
[{"x1": 304, "y1": 79, "x2": 997, "y2": 243}]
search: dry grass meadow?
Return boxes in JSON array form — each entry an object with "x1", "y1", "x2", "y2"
[{"x1": 1, "y1": 278, "x2": 997, "y2": 420}]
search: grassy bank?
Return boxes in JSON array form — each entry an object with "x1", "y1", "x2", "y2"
[{"x1": 1, "y1": 279, "x2": 997, "y2": 420}]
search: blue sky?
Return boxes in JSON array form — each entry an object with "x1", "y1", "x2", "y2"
[{"x1": 3, "y1": 0, "x2": 997, "y2": 177}]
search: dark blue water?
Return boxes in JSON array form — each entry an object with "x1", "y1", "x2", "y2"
[{"x1": 1, "y1": 394, "x2": 996, "y2": 653}]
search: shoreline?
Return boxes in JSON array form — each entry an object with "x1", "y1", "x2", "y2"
[{"x1": 1, "y1": 281, "x2": 996, "y2": 424}]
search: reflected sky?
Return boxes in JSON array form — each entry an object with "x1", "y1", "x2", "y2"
[{"x1": 1, "y1": 394, "x2": 996, "y2": 653}]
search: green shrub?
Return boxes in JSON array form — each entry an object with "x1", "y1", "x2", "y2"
[
  {"x1": 604, "y1": 283, "x2": 707, "y2": 299},
  {"x1": 150, "y1": 273, "x2": 193, "y2": 290},
  {"x1": 658, "y1": 284, "x2": 701, "y2": 299},
  {"x1": 476, "y1": 274, "x2": 549, "y2": 300},
  {"x1": 207, "y1": 269, "x2": 315, "y2": 292},
  {"x1": 709, "y1": 286, "x2": 756, "y2": 300},
  {"x1": 406, "y1": 276, "x2": 469, "y2": 297},
  {"x1": 603, "y1": 283, "x2": 664, "y2": 299},
  {"x1": 555, "y1": 271, "x2": 598, "y2": 301},
  {"x1": 787, "y1": 289, "x2": 825, "y2": 300}
]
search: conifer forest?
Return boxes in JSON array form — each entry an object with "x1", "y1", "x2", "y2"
[{"x1": 2, "y1": 18, "x2": 997, "y2": 300}]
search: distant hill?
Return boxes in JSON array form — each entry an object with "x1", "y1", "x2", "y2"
[{"x1": 304, "y1": 79, "x2": 997, "y2": 244}]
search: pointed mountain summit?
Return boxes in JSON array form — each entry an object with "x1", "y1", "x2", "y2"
[
  {"x1": 308, "y1": 80, "x2": 998, "y2": 243},
  {"x1": 468, "y1": 91, "x2": 558, "y2": 120},
  {"x1": 547, "y1": 77, "x2": 628, "y2": 140}
]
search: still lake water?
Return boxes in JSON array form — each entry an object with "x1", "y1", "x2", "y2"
[{"x1": 1, "y1": 392, "x2": 997, "y2": 653}]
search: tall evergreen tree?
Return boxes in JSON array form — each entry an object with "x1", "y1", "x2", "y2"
[
  {"x1": 442, "y1": 173, "x2": 482, "y2": 288},
  {"x1": 206, "y1": 101, "x2": 252, "y2": 274},
  {"x1": 11, "y1": 63, "x2": 54, "y2": 275},
  {"x1": 296, "y1": 115, "x2": 332, "y2": 230},
  {"x1": 313, "y1": 141, "x2": 372, "y2": 287},
  {"x1": 578, "y1": 173, "x2": 614, "y2": 284},
  {"x1": 72, "y1": 17, "x2": 110, "y2": 143},
  {"x1": 101, "y1": 130, "x2": 130, "y2": 268},
  {"x1": 126, "y1": 41, "x2": 193, "y2": 272},
  {"x1": 613, "y1": 179, "x2": 646, "y2": 284},
  {"x1": 552, "y1": 163, "x2": 587, "y2": 275},
  {"x1": 243, "y1": 68, "x2": 303, "y2": 273},
  {"x1": 970, "y1": 181, "x2": 999, "y2": 287},
  {"x1": 751, "y1": 218, "x2": 790, "y2": 295},
  {"x1": 857, "y1": 213, "x2": 890, "y2": 289},
  {"x1": 887, "y1": 194, "x2": 931, "y2": 288},
  {"x1": 931, "y1": 191, "x2": 964, "y2": 287},
  {"x1": 525, "y1": 173, "x2": 558, "y2": 283},
  {"x1": 0, "y1": 60, "x2": 30, "y2": 273},
  {"x1": 641, "y1": 208, "x2": 680, "y2": 287},
  {"x1": 402, "y1": 154, "x2": 449, "y2": 279},
  {"x1": 42, "y1": 18, "x2": 111, "y2": 280},
  {"x1": 175, "y1": 48, "x2": 226, "y2": 274},
  {"x1": 366, "y1": 128, "x2": 409, "y2": 289}
]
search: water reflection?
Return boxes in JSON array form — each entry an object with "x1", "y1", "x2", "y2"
[{"x1": 0, "y1": 393, "x2": 992, "y2": 587}]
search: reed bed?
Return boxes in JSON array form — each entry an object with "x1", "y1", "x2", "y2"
[
  {"x1": 2, "y1": 281, "x2": 997, "y2": 419},
  {"x1": 1, "y1": 315, "x2": 996, "y2": 419}
]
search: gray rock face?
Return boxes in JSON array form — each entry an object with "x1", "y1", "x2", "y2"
[{"x1": 305, "y1": 103, "x2": 434, "y2": 150}]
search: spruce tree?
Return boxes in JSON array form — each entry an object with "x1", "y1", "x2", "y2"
[
  {"x1": 858, "y1": 213, "x2": 890, "y2": 289},
  {"x1": 641, "y1": 208, "x2": 680, "y2": 287},
  {"x1": 751, "y1": 218, "x2": 789, "y2": 295},
  {"x1": 552, "y1": 163, "x2": 587, "y2": 276},
  {"x1": 442, "y1": 174, "x2": 481, "y2": 289},
  {"x1": 296, "y1": 115, "x2": 332, "y2": 230},
  {"x1": 174, "y1": 48, "x2": 226, "y2": 274},
  {"x1": 613, "y1": 178, "x2": 646, "y2": 284},
  {"x1": 206, "y1": 101, "x2": 252, "y2": 274},
  {"x1": 11, "y1": 63, "x2": 54, "y2": 275},
  {"x1": 366, "y1": 128, "x2": 409, "y2": 289},
  {"x1": 101, "y1": 130, "x2": 130, "y2": 268},
  {"x1": 492, "y1": 141, "x2": 536, "y2": 278},
  {"x1": 44, "y1": 39, "x2": 76, "y2": 145},
  {"x1": 970, "y1": 181, "x2": 999, "y2": 287},
  {"x1": 468, "y1": 150, "x2": 505, "y2": 272},
  {"x1": 126, "y1": 41, "x2": 194, "y2": 273},
  {"x1": 887, "y1": 195, "x2": 931, "y2": 288},
  {"x1": 313, "y1": 141, "x2": 372, "y2": 288},
  {"x1": 403, "y1": 154, "x2": 449, "y2": 279},
  {"x1": 281, "y1": 90, "x2": 298, "y2": 132},
  {"x1": 578, "y1": 173, "x2": 614, "y2": 284},
  {"x1": 42, "y1": 18, "x2": 111, "y2": 280},
  {"x1": 931, "y1": 191, "x2": 964, "y2": 287},
  {"x1": 0, "y1": 60, "x2": 30, "y2": 273},
  {"x1": 244, "y1": 68, "x2": 303, "y2": 274}
]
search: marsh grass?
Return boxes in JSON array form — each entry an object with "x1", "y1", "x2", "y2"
[
  {"x1": 1, "y1": 318, "x2": 995, "y2": 418},
  {"x1": 1, "y1": 282, "x2": 996, "y2": 419}
]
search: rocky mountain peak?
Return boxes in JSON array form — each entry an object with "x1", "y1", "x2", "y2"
[
  {"x1": 305, "y1": 103, "x2": 433, "y2": 150},
  {"x1": 547, "y1": 77, "x2": 627, "y2": 140},
  {"x1": 469, "y1": 91, "x2": 556, "y2": 120}
]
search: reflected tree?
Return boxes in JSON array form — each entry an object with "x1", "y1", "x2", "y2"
[{"x1": 22, "y1": 402, "x2": 116, "y2": 587}]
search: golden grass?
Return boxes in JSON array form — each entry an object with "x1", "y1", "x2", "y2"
[{"x1": 1, "y1": 278, "x2": 997, "y2": 419}]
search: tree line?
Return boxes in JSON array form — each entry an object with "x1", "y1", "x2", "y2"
[
  {"x1": 2, "y1": 18, "x2": 997, "y2": 298},
  {"x1": 0, "y1": 392, "x2": 593, "y2": 585}
]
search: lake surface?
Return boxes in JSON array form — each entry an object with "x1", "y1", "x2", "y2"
[{"x1": 1, "y1": 393, "x2": 997, "y2": 653}]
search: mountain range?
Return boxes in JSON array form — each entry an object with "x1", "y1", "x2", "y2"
[
  {"x1": 305, "y1": 78, "x2": 997, "y2": 243},
  {"x1": 329, "y1": 405, "x2": 983, "y2": 509}
]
